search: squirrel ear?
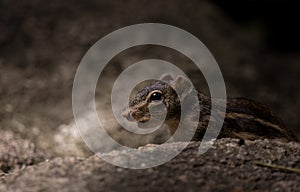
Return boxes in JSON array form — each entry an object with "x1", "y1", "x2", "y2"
[
  {"x1": 159, "y1": 73, "x2": 174, "y2": 83},
  {"x1": 171, "y1": 75, "x2": 193, "y2": 99}
]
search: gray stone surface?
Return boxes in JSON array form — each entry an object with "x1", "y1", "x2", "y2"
[
  {"x1": 1, "y1": 138, "x2": 299, "y2": 192},
  {"x1": 0, "y1": 131, "x2": 46, "y2": 177}
]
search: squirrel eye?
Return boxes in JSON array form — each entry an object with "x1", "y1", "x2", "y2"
[{"x1": 149, "y1": 91, "x2": 162, "y2": 101}]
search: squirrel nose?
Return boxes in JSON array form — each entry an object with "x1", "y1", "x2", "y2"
[{"x1": 121, "y1": 107, "x2": 134, "y2": 121}]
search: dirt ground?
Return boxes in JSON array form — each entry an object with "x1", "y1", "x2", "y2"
[{"x1": 0, "y1": 0, "x2": 300, "y2": 191}]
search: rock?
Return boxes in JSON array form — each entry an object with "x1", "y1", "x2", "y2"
[
  {"x1": 0, "y1": 130, "x2": 46, "y2": 176},
  {"x1": 1, "y1": 139, "x2": 299, "y2": 192}
]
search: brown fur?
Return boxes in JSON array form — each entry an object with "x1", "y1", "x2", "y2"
[{"x1": 122, "y1": 75, "x2": 298, "y2": 142}]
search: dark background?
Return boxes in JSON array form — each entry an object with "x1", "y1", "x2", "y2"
[{"x1": 0, "y1": 0, "x2": 299, "y2": 154}]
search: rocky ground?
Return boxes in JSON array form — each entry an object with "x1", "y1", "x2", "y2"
[
  {"x1": 0, "y1": 0, "x2": 299, "y2": 191},
  {"x1": 1, "y1": 138, "x2": 300, "y2": 192}
]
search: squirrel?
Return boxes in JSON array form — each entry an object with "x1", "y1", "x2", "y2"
[{"x1": 122, "y1": 74, "x2": 298, "y2": 142}]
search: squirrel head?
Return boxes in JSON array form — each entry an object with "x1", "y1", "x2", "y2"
[{"x1": 122, "y1": 74, "x2": 194, "y2": 129}]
